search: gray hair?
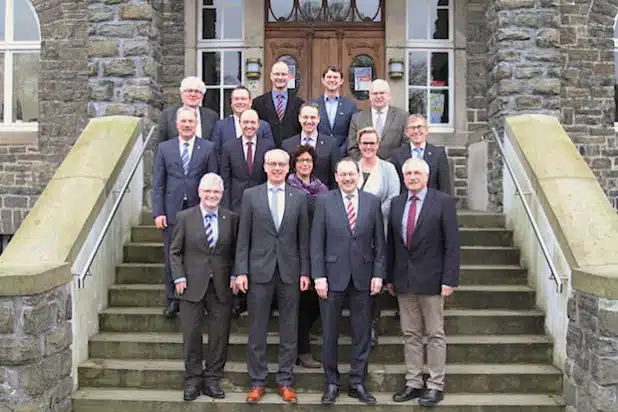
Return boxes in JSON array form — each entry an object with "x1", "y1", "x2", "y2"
[
  {"x1": 402, "y1": 157, "x2": 430, "y2": 175},
  {"x1": 370, "y1": 79, "x2": 390, "y2": 93},
  {"x1": 199, "y1": 173, "x2": 224, "y2": 191},
  {"x1": 264, "y1": 149, "x2": 290, "y2": 164},
  {"x1": 180, "y1": 76, "x2": 206, "y2": 93},
  {"x1": 176, "y1": 106, "x2": 197, "y2": 120}
]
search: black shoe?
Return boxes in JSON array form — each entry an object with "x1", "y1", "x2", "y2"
[
  {"x1": 163, "y1": 300, "x2": 179, "y2": 318},
  {"x1": 393, "y1": 386, "x2": 424, "y2": 402},
  {"x1": 183, "y1": 385, "x2": 201, "y2": 401},
  {"x1": 348, "y1": 384, "x2": 376, "y2": 404},
  {"x1": 419, "y1": 389, "x2": 444, "y2": 407},
  {"x1": 321, "y1": 384, "x2": 339, "y2": 405},
  {"x1": 203, "y1": 381, "x2": 225, "y2": 399}
]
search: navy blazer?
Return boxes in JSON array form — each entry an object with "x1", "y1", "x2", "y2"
[
  {"x1": 312, "y1": 95, "x2": 357, "y2": 156},
  {"x1": 311, "y1": 190, "x2": 385, "y2": 292},
  {"x1": 219, "y1": 136, "x2": 275, "y2": 214},
  {"x1": 152, "y1": 137, "x2": 218, "y2": 225},
  {"x1": 157, "y1": 105, "x2": 219, "y2": 143},
  {"x1": 391, "y1": 143, "x2": 452, "y2": 195},
  {"x1": 281, "y1": 134, "x2": 342, "y2": 189},
  {"x1": 252, "y1": 91, "x2": 304, "y2": 148},
  {"x1": 386, "y1": 189, "x2": 460, "y2": 295},
  {"x1": 211, "y1": 116, "x2": 275, "y2": 159}
]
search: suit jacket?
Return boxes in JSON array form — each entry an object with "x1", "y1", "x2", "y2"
[
  {"x1": 386, "y1": 189, "x2": 460, "y2": 295},
  {"x1": 234, "y1": 184, "x2": 310, "y2": 284},
  {"x1": 391, "y1": 143, "x2": 452, "y2": 195},
  {"x1": 252, "y1": 91, "x2": 304, "y2": 147},
  {"x1": 311, "y1": 190, "x2": 385, "y2": 292},
  {"x1": 312, "y1": 95, "x2": 357, "y2": 155},
  {"x1": 219, "y1": 136, "x2": 275, "y2": 214},
  {"x1": 152, "y1": 137, "x2": 218, "y2": 225},
  {"x1": 211, "y1": 116, "x2": 275, "y2": 159},
  {"x1": 170, "y1": 206, "x2": 239, "y2": 303},
  {"x1": 158, "y1": 105, "x2": 219, "y2": 143},
  {"x1": 347, "y1": 106, "x2": 408, "y2": 161},
  {"x1": 281, "y1": 134, "x2": 342, "y2": 189}
]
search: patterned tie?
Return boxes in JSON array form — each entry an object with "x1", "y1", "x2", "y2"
[
  {"x1": 303, "y1": 136, "x2": 313, "y2": 146},
  {"x1": 181, "y1": 142, "x2": 190, "y2": 175},
  {"x1": 346, "y1": 195, "x2": 356, "y2": 233},
  {"x1": 270, "y1": 187, "x2": 282, "y2": 231},
  {"x1": 413, "y1": 147, "x2": 423, "y2": 159},
  {"x1": 406, "y1": 195, "x2": 418, "y2": 248},
  {"x1": 276, "y1": 94, "x2": 284, "y2": 121},
  {"x1": 246, "y1": 140, "x2": 253, "y2": 173},
  {"x1": 205, "y1": 214, "x2": 216, "y2": 249},
  {"x1": 327, "y1": 97, "x2": 336, "y2": 129},
  {"x1": 375, "y1": 110, "x2": 384, "y2": 136}
]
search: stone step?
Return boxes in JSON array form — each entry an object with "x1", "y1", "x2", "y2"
[
  {"x1": 116, "y1": 263, "x2": 528, "y2": 286},
  {"x1": 88, "y1": 333, "x2": 553, "y2": 364},
  {"x1": 99, "y1": 308, "x2": 546, "y2": 335},
  {"x1": 73, "y1": 388, "x2": 565, "y2": 411},
  {"x1": 123, "y1": 243, "x2": 521, "y2": 266},
  {"x1": 131, "y1": 225, "x2": 514, "y2": 247},
  {"x1": 77, "y1": 359, "x2": 562, "y2": 394}
]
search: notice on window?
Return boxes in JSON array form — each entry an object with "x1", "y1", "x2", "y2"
[
  {"x1": 354, "y1": 67, "x2": 372, "y2": 91},
  {"x1": 430, "y1": 93, "x2": 445, "y2": 124},
  {"x1": 287, "y1": 64, "x2": 296, "y2": 89}
]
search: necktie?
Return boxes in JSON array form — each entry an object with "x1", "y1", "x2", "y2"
[
  {"x1": 246, "y1": 140, "x2": 253, "y2": 173},
  {"x1": 303, "y1": 136, "x2": 313, "y2": 146},
  {"x1": 181, "y1": 142, "x2": 190, "y2": 175},
  {"x1": 270, "y1": 187, "x2": 282, "y2": 231},
  {"x1": 375, "y1": 110, "x2": 384, "y2": 136},
  {"x1": 406, "y1": 195, "x2": 418, "y2": 247},
  {"x1": 413, "y1": 147, "x2": 423, "y2": 159},
  {"x1": 327, "y1": 98, "x2": 336, "y2": 129},
  {"x1": 276, "y1": 94, "x2": 284, "y2": 121},
  {"x1": 346, "y1": 195, "x2": 356, "y2": 233},
  {"x1": 205, "y1": 214, "x2": 216, "y2": 249}
]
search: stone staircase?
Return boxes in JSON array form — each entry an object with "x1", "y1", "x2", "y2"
[{"x1": 72, "y1": 211, "x2": 566, "y2": 411}]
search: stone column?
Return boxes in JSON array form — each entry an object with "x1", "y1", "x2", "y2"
[
  {"x1": 485, "y1": 0, "x2": 561, "y2": 210},
  {"x1": 0, "y1": 281, "x2": 73, "y2": 411}
]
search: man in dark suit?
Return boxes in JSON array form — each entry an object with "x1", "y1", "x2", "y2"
[
  {"x1": 390, "y1": 114, "x2": 452, "y2": 195},
  {"x1": 347, "y1": 79, "x2": 408, "y2": 161},
  {"x1": 220, "y1": 109, "x2": 275, "y2": 214},
  {"x1": 158, "y1": 76, "x2": 219, "y2": 142},
  {"x1": 169, "y1": 173, "x2": 239, "y2": 401},
  {"x1": 211, "y1": 85, "x2": 275, "y2": 160},
  {"x1": 252, "y1": 61, "x2": 305, "y2": 147},
  {"x1": 281, "y1": 103, "x2": 341, "y2": 189},
  {"x1": 386, "y1": 157, "x2": 460, "y2": 407},
  {"x1": 152, "y1": 107, "x2": 218, "y2": 317},
  {"x1": 311, "y1": 158, "x2": 386, "y2": 405},
  {"x1": 234, "y1": 149, "x2": 310, "y2": 404},
  {"x1": 312, "y1": 66, "x2": 358, "y2": 155}
]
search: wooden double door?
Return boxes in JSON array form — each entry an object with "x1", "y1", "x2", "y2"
[{"x1": 265, "y1": 27, "x2": 385, "y2": 110}]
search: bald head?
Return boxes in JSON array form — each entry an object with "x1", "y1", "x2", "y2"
[{"x1": 369, "y1": 79, "x2": 391, "y2": 110}]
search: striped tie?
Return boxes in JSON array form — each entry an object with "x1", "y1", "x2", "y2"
[
  {"x1": 205, "y1": 214, "x2": 216, "y2": 249},
  {"x1": 346, "y1": 195, "x2": 356, "y2": 233},
  {"x1": 276, "y1": 94, "x2": 284, "y2": 121},
  {"x1": 181, "y1": 142, "x2": 190, "y2": 175}
]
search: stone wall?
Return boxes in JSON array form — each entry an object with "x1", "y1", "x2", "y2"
[
  {"x1": 0, "y1": 283, "x2": 73, "y2": 411},
  {"x1": 161, "y1": 0, "x2": 185, "y2": 106},
  {"x1": 0, "y1": 0, "x2": 89, "y2": 234},
  {"x1": 467, "y1": 0, "x2": 490, "y2": 139}
]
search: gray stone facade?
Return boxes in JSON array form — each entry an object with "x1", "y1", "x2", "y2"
[
  {"x1": 0, "y1": 283, "x2": 73, "y2": 411},
  {"x1": 564, "y1": 290, "x2": 618, "y2": 412}
]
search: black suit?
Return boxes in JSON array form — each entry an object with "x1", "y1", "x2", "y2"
[
  {"x1": 219, "y1": 137, "x2": 274, "y2": 214},
  {"x1": 158, "y1": 105, "x2": 219, "y2": 143},
  {"x1": 281, "y1": 134, "x2": 342, "y2": 189},
  {"x1": 170, "y1": 206, "x2": 239, "y2": 388},
  {"x1": 391, "y1": 143, "x2": 452, "y2": 195},
  {"x1": 252, "y1": 91, "x2": 304, "y2": 147}
]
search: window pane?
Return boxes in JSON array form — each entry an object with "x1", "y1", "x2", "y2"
[
  {"x1": 223, "y1": 88, "x2": 234, "y2": 117},
  {"x1": 0, "y1": 0, "x2": 5, "y2": 41},
  {"x1": 430, "y1": 52, "x2": 449, "y2": 86},
  {"x1": 429, "y1": 90, "x2": 448, "y2": 124},
  {"x1": 222, "y1": 51, "x2": 241, "y2": 86},
  {"x1": 408, "y1": 0, "x2": 450, "y2": 40},
  {"x1": 407, "y1": 1, "x2": 428, "y2": 39},
  {"x1": 203, "y1": 0, "x2": 213, "y2": 5},
  {"x1": 203, "y1": 89, "x2": 220, "y2": 115},
  {"x1": 202, "y1": 52, "x2": 220, "y2": 85},
  {"x1": 408, "y1": 89, "x2": 427, "y2": 117},
  {"x1": 223, "y1": 6, "x2": 242, "y2": 39},
  {"x1": 354, "y1": 0, "x2": 381, "y2": 21},
  {"x1": 298, "y1": 0, "x2": 322, "y2": 21},
  {"x1": 328, "y1": 0, "x2": 352, "y2": 22},
  {"x1": 13, "y1": 52, "x2": 39, "y2": 122},
  {"x1": 433, "y1": 8, "x2": 449, "y2": 40},
  {"x1": 269, "y1": 0, "x2": 295, "y2": 22},
  {"x1": 408, "y1": 51, "x2": 427, "y2": 86},
  {"x1": 14, "y1": 0, "x2": 40, "y2": 41},
  {"x1": 202, "y1": 8, "x2": 216, "y2": 39}
]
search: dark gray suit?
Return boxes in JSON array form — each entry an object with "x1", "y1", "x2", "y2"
[
  {"x1": 391, "y1": 143, "x2": 452, "y2": 195},
  {"x1": 235, "y1": 183, "x2": 310, "y2": 387},
  {"x1": 158, "y1": 105, "x2": 219, "y2": 143},
  {"x1": 347, "y1": 106, "x2": 409, "y2": 161},
  {"x1": 170, "y1": 206, "x2": 239, "y2": 387}
]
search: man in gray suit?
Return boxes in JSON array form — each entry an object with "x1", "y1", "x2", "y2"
[
  {"x1": 347, "y1": 79, "x2": 408, "y2": 161},
  {"x1": 234, "y1": 149, "x2": 311, "y2": 404},
  {"x1": 170, "y1": 173, "x2": 239, "y2": 402}
]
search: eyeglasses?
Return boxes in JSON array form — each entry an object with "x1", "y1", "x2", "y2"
[
  {"x1": 360, "y1": 141, "x2": 377, "y2": 146},
  {"x1": 183, "y1": 89, "x2": 203, "y2": 94},
  {"x1": 267, "y1": 161, "x2": 288, "y2": 167},
  {"x1": 296, "y1": 158, "x2": 313, "y2": 164},
  {"x1": 406, "y1": 125, "x2": 426, "y2": 130}
]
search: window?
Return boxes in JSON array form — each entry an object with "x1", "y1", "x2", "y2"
[
  {"x1": 0, "y1": 0, "x2": 40, "y2": 133},
  {"x1": 406, "y1": 0, "x2": 453, "y2": 130},
  {"x1": 198, "y1": 0, "x2": 244, "y2": 118},
  {"x1": 267, "y1": 0, "x2": 382, "y2": 23}
]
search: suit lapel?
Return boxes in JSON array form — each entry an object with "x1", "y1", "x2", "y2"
[
  {"x1": 261, "y1": 185, "x2": 278, "y2": 232},
  {"x1": 188, "y1": 137, "x2": 203, "y2": 175},
  {"x1": 391, "y1": 194, "x2": 406, "y2": 244},
  {"x1": 278, "y1": 186, "x2": 294, "y2": 231},
  {"x1": 411, "y1": 189, "x2": 435, "y2": 246},
  {"x1": 251, "y1": 138, "x2": 268, "y2": 177},
  {"x1": 215, "y1": 208, "x2": 230, "y2": 251},
  {"x1": 382, "y1": 108, "x2": 396, "y2": 138},
  {"x1": 225, "y1": 117, "x2": 236, "y2": 140},
  {"x1": 423, "y1": 143, "x2": 434, "y2": 166},
  {"x1": 334, "y1": 191, "x2": 353, "y2": 235},
  {"x1": 265, "y1": 93, "x2": 279, "y2": 123},
  {"x1": 190, "y1": 206, "x2": 209, "y2": 252},
  {"x1": 199, "y1": 108, "x2": 208, "y2": 138}
]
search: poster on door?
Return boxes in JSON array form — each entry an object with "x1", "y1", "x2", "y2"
[
  {"x1": 354, "y1": 67, "x2": 372, "y2": 91},
  {"x1": 287, "y1": 64, "x2": 296, "y2": 89}
]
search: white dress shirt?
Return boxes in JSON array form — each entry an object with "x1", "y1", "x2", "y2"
[
  {"x1": 234, "y1": 115, "x2": 242, "y2": 139},
  {"x1": 267, "y1": 182, "x2": 286, "y2": 228}
]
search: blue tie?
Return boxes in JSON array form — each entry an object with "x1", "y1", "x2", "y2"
[
  {"x1": 205, "y1": 214, "x2": 216, "y2": 249},
  {"x1": 375, "y1": 110, "x2": 384, "y2": 136},
  {"x1": 181, "y1": 142, "x2": 190, "y2": 175},
  {"x1": 270, "y1": 188, "x2": 282, "y2": 231},
  {"x1": 303, "y1": 136, "x2": 313, "y2": 146},
  {"x1": 413, "y1": 147, "x2": 423, "y2": 159}
]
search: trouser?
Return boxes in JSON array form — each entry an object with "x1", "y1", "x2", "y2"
[{"x1": 298, "y1": 288, "x2": 320, "y2": 355}]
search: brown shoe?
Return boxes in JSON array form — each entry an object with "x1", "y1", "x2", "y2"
[
  {"x1": 278, "y1": 386, "x2": 297, "y2": 403},
  {"x1": 246, "y1": 387, "x2": 265, "y2": 403},
  {"x1": 296, "y1": 353, "x2": 322, "y2": 368}
]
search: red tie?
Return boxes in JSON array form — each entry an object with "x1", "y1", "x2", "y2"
[
  {"x1": 276, "y1": 94, "x2": 284, "y2": 121},
  {"x1": 346, "y1": 195, "x2": 356, "y2": 233},
  {"x1": 406, "y1": 195, "x2": 418, "y2": 248},
  {"x1": 246, "y1": 140, "x2": 253, "y2": 173}
]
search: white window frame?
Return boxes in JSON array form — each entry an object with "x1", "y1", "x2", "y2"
[
  {"x1": 197, "y1": 48, "x2": 245, "y2": 117},
  {"x1": 0, "y1": 0, "x2": 41, "y2": 132},
  {"x1": 405, "y1": 0, "x2": 454, "y2": 132},
  {"x1": 198, "y1": 0, "x2": 244, "y2": 45}
]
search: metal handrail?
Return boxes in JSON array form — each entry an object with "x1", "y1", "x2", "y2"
[
  {"x1": 74, "y1": 123, "x2": 156, "y2": 289},
  {"x1": 489, "y1": 127, "x2": 564, "y2": 294}
]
